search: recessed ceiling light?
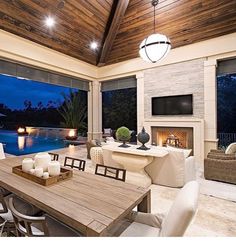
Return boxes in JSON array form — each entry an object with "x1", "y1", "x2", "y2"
[
  {"x1": 45, "y1": 16, "x2": 55, "y2": 28},
  {"x1": 90, "y1": 42, "x2": 98, "y2": 50}
]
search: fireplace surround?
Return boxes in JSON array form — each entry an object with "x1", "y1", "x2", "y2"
[{"x1": 143, "y1": 118, "x2": 204, "y2": 162}]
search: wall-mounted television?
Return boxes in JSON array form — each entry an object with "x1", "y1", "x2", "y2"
[{"x1": 152, "y1": 94, "x2": 193, "y2": 115}]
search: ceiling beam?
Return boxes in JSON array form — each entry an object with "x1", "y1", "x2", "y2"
[{"x1": 97, "y1": 0, "x2": 129, "y2": 66}]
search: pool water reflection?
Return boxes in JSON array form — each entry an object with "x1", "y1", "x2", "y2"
[{"x1": 0, "y1": 130, "x2": 66, "y2": 156}]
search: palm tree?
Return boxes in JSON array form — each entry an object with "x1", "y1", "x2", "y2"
[{"x1": 58, "y1": 90, "x2": 87, "y2": 133}]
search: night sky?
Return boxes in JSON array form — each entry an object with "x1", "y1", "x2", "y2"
[{"x1": 0, "y1": 74, "x2": 76, "y2": 110}]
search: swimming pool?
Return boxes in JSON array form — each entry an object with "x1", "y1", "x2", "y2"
[{"x1": 0, "y1": 130, "x2": 67, "y2": 156}]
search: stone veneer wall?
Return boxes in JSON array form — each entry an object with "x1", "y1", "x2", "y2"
[{"x1": 144, "y1": 58, "x2": 205, "y2": 119}]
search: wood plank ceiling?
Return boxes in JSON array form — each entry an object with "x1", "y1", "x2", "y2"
[{"x1": 0, "y1": 0, "x2": 236, "y2": 66}]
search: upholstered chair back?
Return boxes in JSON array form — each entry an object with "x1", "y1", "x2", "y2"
[
  {"x1": 160, "y1": 181, "x2": 199, "y2": 237},
  {"x1": 0, "y1": 143, "x2": 5, "y2": 160},
  {"x1": 225, "y1": 142, "x2": 236, "y2": 155}
]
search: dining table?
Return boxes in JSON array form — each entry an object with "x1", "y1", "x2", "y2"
[{"x1": 0, "y1": 155, "x2": 151, "y2": 236}]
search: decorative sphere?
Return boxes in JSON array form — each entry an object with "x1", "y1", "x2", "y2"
[
  {"x1": 139, "y1": 33, "x2": 171, "y2": 63},
  {"x1": 137, "y1": 127, "x2": 150, "y2": 144},
  {"x1": 116, "y1": 126, "x2": 131, "y2": 142}
]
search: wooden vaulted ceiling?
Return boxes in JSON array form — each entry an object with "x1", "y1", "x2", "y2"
[{"x1": 0, "y1": 0, "x2": 236, "y2": 66}]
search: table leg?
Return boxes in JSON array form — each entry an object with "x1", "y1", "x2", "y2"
[{"x1": 137, "y1": 189, "x2": 151, "y2": 213}]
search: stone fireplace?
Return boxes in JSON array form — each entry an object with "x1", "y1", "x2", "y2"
[
  {"x1": 152, "y1": 127, "x2": 194, "y2": 155},
  {"x1": 143, "y1": 118, "x2": 204, "y2": 162}
]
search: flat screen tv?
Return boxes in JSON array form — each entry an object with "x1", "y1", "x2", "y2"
[{"x1": 152, "y1": 94, "x2": 193, "y2": 115}]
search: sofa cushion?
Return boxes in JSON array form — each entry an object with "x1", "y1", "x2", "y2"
[
  {"x1": 120, "y1": 222, "x2": 160, "y2": 237},
  {"x1": 225, "y1": 142, "x2": 236, "y2": 155},
  {"x1": 167, "y1": 145, "x2": 192, "y2": 159}
]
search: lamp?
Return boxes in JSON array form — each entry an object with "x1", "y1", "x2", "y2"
[{"x1": 139, "y1": 0, "x2": 171, "y2": 63}]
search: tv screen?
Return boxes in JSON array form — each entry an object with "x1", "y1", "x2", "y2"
[{"x1": 152, "y1": 94, "x2": 193, "y2": 115}]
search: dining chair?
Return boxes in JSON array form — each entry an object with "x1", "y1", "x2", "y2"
[
  {"x1": 120, "y1": 181, "x2": 200, "y2": 237},
  {"x1": 64, "y1": 156, "x2": 86, "y2": 171},
  {"x1": 0, "y1": 193, "x2": 42, "y2": 236},
  {"x1": 95, "y1": 164, "x2": 126, "y2": 182},
  {"x1": 48, "y1": 152, "x2": 59, "y2": 161},
  {"x1": 8, "y1": 197, "x2": 81, "y2": 237},
  {"x1": 0, "y1": 143, "x2": 6, "y2": 160}
]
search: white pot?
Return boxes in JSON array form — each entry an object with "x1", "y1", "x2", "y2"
[
  {"x1": 48, "y1": 161, "x2": 61, "y2": 176},
  {"x1": 34, "y1": 152, "x2": 51, "y2": 172},
  {"x1": 22, "y1": 158, "x2": 34, "y2": 173}
]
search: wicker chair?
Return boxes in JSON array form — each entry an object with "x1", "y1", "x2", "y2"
[
  {"x1": 204, "y1": 157, "x2": 236, "y2": 184},
  {"x1": 207, "y1": 149, "x2": 236, "y2": 160}
]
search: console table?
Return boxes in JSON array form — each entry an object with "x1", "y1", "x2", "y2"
[{"x1": 102, "y1": 144, "x2": 169, "y2": 187}]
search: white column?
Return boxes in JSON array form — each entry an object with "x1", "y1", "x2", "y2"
[
  {"x1": 88, "y1": 80, "x2": 102, "y2": 140},
  {"x1": 136, "y1": 72, "x2": 145, "y2": 133},
  {"x1": 204, "y1": 59, "x2": 218, "y2": 157},
  {"x1": 87, "y1": 82, "x2": 93, "y2": 141}
]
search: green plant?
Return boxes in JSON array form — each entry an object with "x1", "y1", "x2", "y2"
[
  {"x1": 116, "y1": 126, "x2": 131, "y2": 141},
  {"x1": 58, "y1": 91, "x2": 87, "y2": 133}
]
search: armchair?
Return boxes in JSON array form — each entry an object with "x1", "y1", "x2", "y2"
[{"x1": 120, "y1": 181, "x2": 199, "y2": 237}]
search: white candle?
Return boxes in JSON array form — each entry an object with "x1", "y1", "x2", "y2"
[
  {"x1": 29, "y1": 168, "x2": 35, "y2": 175},
  {"x1": 34, "y1": 152, "x2": 51, "y2": 172},
  {"x1": 48, "y1": 161, "x2": 61, "y2": 176},
  {"x1": 22, "y1": 158, "x2": 34, "y2": 173},
  {"x1": 42, "y1": 172, "x2": 49, "y2": 179},
  {"x1": 34, "y1": 167, "x2": 43, "y2": 177}
]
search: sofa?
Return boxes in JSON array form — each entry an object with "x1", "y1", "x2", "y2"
[{"x1": 145, "y1": 148, "x2": 196, "y2": 187}]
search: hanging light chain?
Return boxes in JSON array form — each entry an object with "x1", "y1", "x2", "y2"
[{"x1": 152, "y1": 0, "x2": 159, "y2": 34}]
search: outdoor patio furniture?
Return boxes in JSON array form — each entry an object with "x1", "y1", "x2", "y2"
[
  {"x1": 103, "y1": 128, "x2": 112, "y2": 138},
  {"x1": 120, "y1": 181, "x2": 199, "y2": 237},
  {"x1": 0, "y1": 155, "x2": 150, "y2": 236},
  {"x1": 64, "y1": 156, "x2": 86, "y2": 171},
  {"x1": 8, "y1": 197, "x2": 81, "y2": 237},
  {"x1": 95, "y1": 164, "x2": 126, "y2": 182},
  {"x1": 207, "y1": 145, "x2": 236, "y2": 160},
  {"x1": 204, "y1": 157, "x2": 236, "y2": 184},
  {"x1": 90, "y1": 147, "x2": 103, "y2": 166},
  {"x1": 0, "y1": 193, "x2": 41, "y2": 236},
  {"x1": 102, "y1": 144, "x2": 195, "y2": 188},
  {"x1": 86, "y1": 140, "x2": 100, "y2": 159},
  {"x1": 48, "y1": 152, "x2": 59, "y2": 161},
  {"x1": 0, "y1": 143, "x2": 5, "y2": 160}
]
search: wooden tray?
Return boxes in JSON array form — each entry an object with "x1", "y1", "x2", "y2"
[{"x1": 12, "y1": 165, "x2": 73, "y2": 186}]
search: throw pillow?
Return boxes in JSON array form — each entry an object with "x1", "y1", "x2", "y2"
[
  {"x1": 104, "y1": 128, "x2": 111, "y2": 134},
  {"x1": 225, "y1": 142, "x2": 236, "y2": 155},
  {"x1": 166, "y1": 145, "x2": 192, "y2": 159}
]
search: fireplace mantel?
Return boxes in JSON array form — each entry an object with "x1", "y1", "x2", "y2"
[
  {"x1": 143, "y1": 117, "x2": 204, "y2": 162},
  {"x1": 144, "y1": 117, "x2": 203, "y2": 123}
]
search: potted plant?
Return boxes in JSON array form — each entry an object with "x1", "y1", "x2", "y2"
[{"x1": 116, "y1": 126, "x2": 131, "y2": 148}]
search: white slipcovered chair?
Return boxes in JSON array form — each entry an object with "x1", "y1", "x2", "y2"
[
  {"x1": 145, "y1": 148, "x2": 196, "y2": 187},
  {"x1": 120, "y1": 181, "x2": 199, "y2": 237},
  {"x1": 0, "y1": 143, "x2": 5, "y2": 160}
]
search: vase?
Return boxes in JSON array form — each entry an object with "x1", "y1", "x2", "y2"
[{"x1": 137, "y1": 127, "x2": 150, "y2": 150}]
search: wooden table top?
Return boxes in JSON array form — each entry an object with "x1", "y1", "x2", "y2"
[{"x1": 0, "y1": 156, "x2": 150, "y2": 236}]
